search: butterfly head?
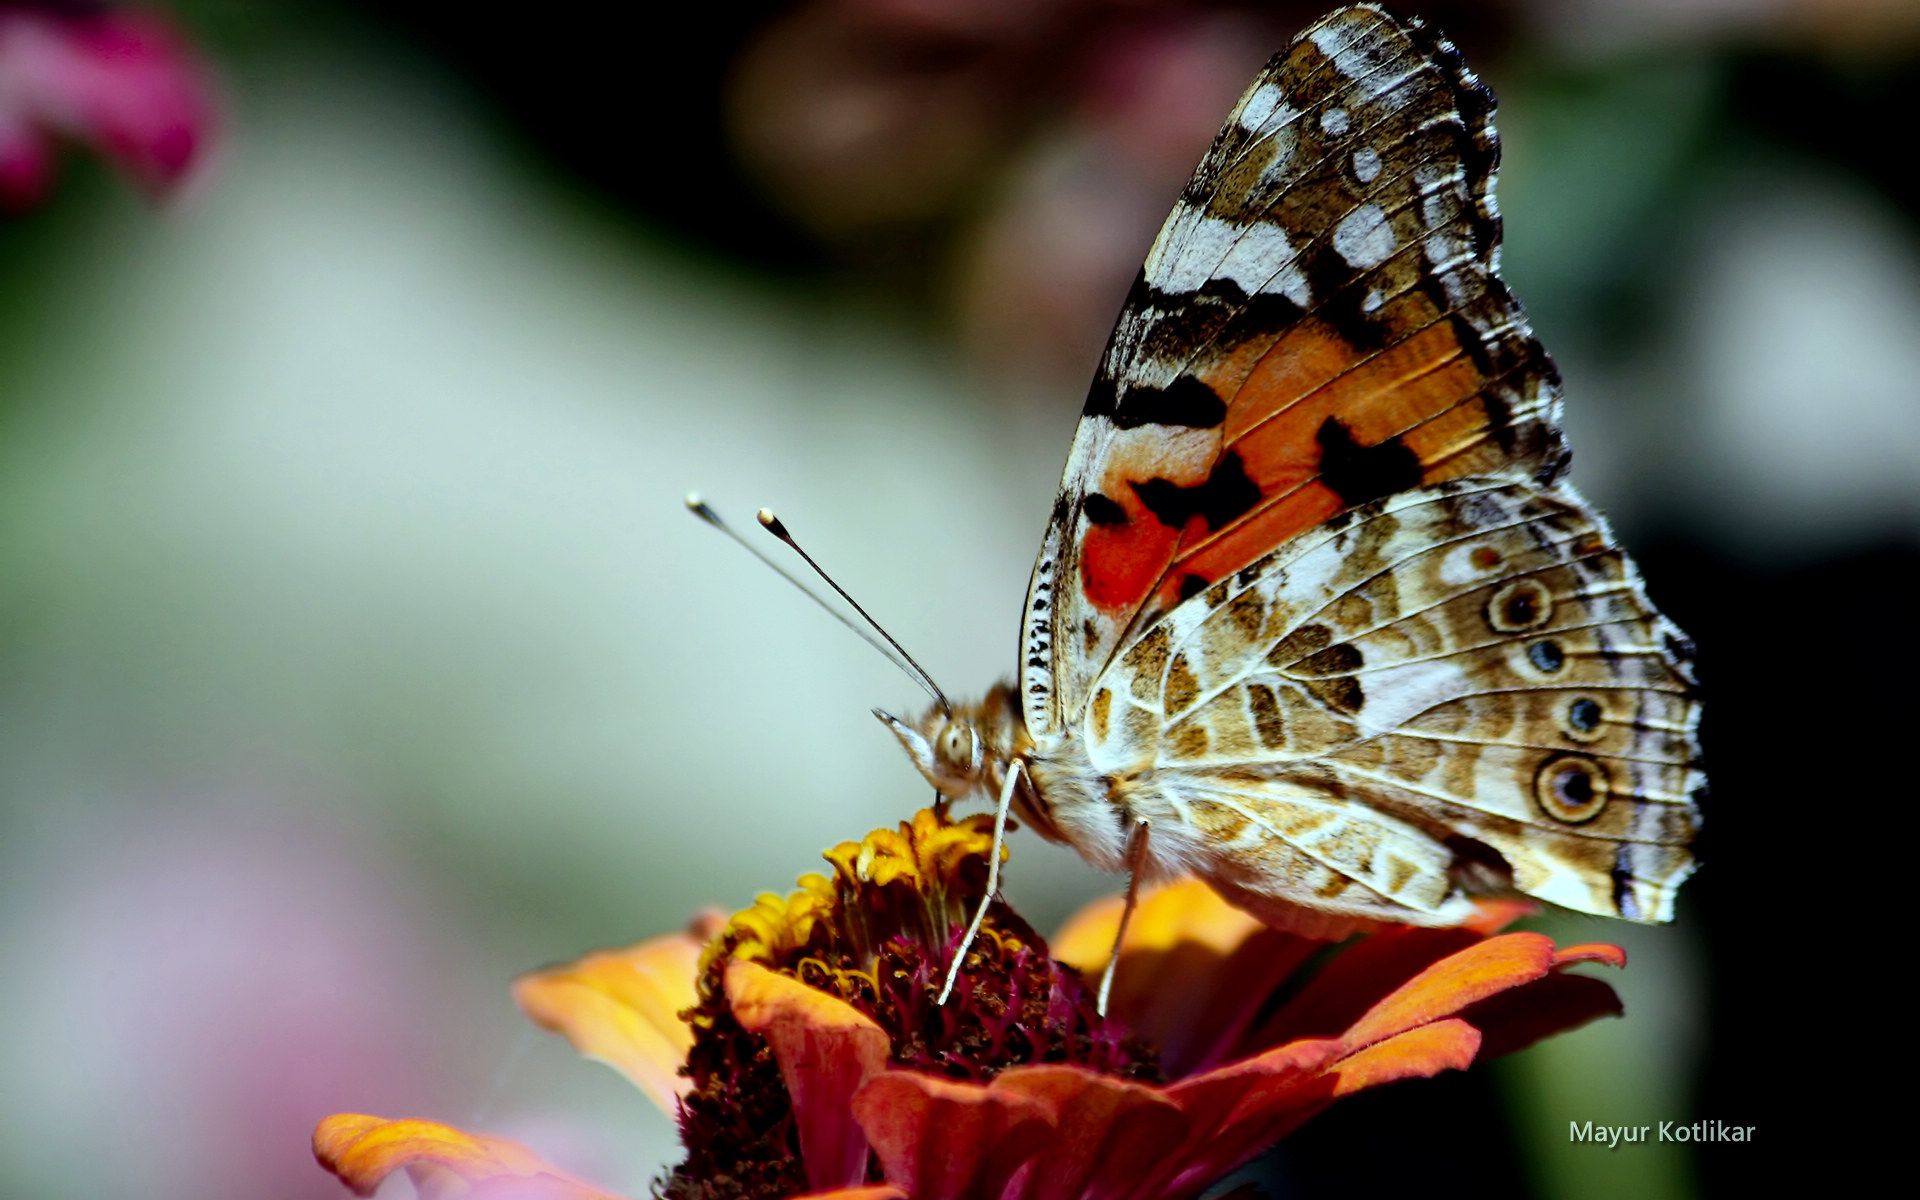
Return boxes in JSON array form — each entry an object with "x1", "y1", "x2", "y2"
[
  {"x1": 875, "y1": 707, "x2": 987, "y2": 798},
  {"x1": 874, "y1": 683, "x2": 1031, "y2": 802}
]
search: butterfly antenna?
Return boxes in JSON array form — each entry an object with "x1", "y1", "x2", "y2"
[
  {"x1": 685, "y1": 495, "x2": 948, "y2": 712},
  {"x1": 757, "y1": 507, "x2": 952, "y2": 717}
]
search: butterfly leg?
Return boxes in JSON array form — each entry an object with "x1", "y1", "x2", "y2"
[
  {"x1": 938, "y1": 757, "x2": 1022, "y2": 1006},
  {"x1": 1096, "y1": 818, "x2": 1150, "y2": 1017}
]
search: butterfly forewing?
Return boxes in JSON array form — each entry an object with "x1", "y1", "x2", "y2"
[{"x1": 1023, "y1": 4, "x2": 1566, "y2": 739}]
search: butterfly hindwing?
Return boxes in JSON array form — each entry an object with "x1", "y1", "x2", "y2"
[
  {"x1": 1079, "y1": 480, "x2": 1702, "y2": 925},
  {"x1": 1023, "y1": 4, "x2": 1566, "y2": 738}
]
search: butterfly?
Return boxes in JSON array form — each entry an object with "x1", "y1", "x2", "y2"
[{"x1": 877, "y1": 4, "x2": 1703, "y2": 993}]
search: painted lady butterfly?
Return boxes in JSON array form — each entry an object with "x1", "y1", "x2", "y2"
[{"x1": 879, "y1": 5, "x2": 1703, "y2": 971}]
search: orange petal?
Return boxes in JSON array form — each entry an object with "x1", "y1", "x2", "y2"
[
  {"x1": 313, "y1": 1114, "x2": 623, "y2": 1199},
  {"x1": 725, "y1": 962, "x2": 891, "y2": 1193},
  {"x1": 1556, "y1": 942, "x2": 1628, "y2": 968},
  {"x1": 1341, "y1": 932, "x2": 1566, "y2": 1051},
  {"x1": 1052, "y1": 881, "x2": 1320, "y2": 1075},
  {"x1": 1152, "y1": 1021, "x2": 1478, "y2": 1192},
  {"x1": 1155, "y1": 1038, "x2": 1344, "y2": 1194},
  {"x1": 853, "y1": 1065, "x2": 1188, "y2": 1200},
  {"x1": 1329, "y1": 1018, "x2": 1481, "y2": 1095},
  {"x1": 512, "y1": 917, "x2": 717, "y2": 1116}
]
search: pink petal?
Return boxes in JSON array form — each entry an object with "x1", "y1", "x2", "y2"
[{"x1": 0, "y1": 8, "x2": 216, "y2": 204}]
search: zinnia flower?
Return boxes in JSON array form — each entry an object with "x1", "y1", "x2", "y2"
[
  {"x1": 0, "y1": 1, "x2": 216, "y2": 211},
  {"x1": 316, "y1": 808, "x2": 1626, "y2": 1200}
]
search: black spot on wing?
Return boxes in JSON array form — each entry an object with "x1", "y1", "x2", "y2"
[
  {"x1": 1315, "y1": 416, "x2": 1423, "y2": 506},
  {"x1": 1111, "y1": 374, "x2": 1227, "y2": 430},
  {"x1": 1304, "y1": 241, "x2": 1390, "y2": 352},
  {"x1": 1136, "y1": 276, "x2": 1304, "y2": 367},
  {"x1": 1131, "y1": 451, "x2": 1261, "y2": 532},
  {"x1": 1083, "y1": 493, "x2": 1128, "y2": 526},
  {"x1": 1177, "y1": 573, "x2": 1208, "y2": 601},
  {"x1": 1082, "y1": 371, "x2": 1120, "y2": 422},
  {"x1": 1306, "y1": 675, "x2": 1365, "y2": 715}
]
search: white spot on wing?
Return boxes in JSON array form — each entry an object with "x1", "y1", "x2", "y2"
[
  {"x1": 1239, "y1": 83, "x2": 1295, "y2": 133},
  {"x1": 1350, "y1": 659, "x2": 1472, "y2": 737},
  {"x1": 1424, "y1": 228, "x2": 1466, "y2": 267},
  {"x1": 1320, "y1": 107, "x2": 1350, "y2": 136},
  {"x1": 1273, "y1": 263, "x2": 1314, "y2": 308},
  {"x1": 1352, "y1": 146, "x2": 1381, "y2": 183},
  {"x1": 1309, "y1": 12, "x2": 1395, "y2": 80},
  {"x1": 1146, "y1": 211, "x2": 1312, "y2": 306},
  {"x1": 1144, "y1": 208, "x2": 1239, "y2": 292},
  {"x1": 1436, "y1": 542, "x2": 1495, "y2": 586},
  {"x1": 1333, "y1": 204, "x2": 1396, "y2": 268},
  {"x1": 1218, "y1": 222, "x2": 1297, "y2": 296},
  {"x1": 1415, "y1": 163, "x2": 1465, "y2": 196}
]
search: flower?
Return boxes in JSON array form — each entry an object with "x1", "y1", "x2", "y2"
[
  {"x1": 0, "y1": 2, "x2": 216, "y2": 212},
  {"x1": 316, "y1": 808, "x2": 1626, "y2": 1200}
]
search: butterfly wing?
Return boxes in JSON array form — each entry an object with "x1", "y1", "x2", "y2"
[
  {"x1": 1023, "y1": 5, "x2": 1565, "y2": 737},
  {"x1": 1083, "y1": 481, "x2": 1702, "y2": 926},
  {"x1": 1023, "y1": 6, "x2": 1703, "y2": 924}
]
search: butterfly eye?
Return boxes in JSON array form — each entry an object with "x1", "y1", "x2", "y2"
[
  {"x1": 937, "y1": 723, "x2": 979, "y2": 773},
  {"x1": 1534, "y1": 754, "x2": 1610, "y2": 824}
]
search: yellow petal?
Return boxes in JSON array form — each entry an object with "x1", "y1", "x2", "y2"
[
  {"x1": 1053, "y1": 879, "x2": 1260, "y2": 973},
  {"x1": 312, "y1": 1114, "x2": 624, "y2": 1199},
  {"x1": 513, "y1": 916, "x2": 718, "y2": 1116}
]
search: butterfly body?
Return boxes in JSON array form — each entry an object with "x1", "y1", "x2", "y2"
[{"x1": 886, "y1": 4, "x2": 1702, "y2": 936}]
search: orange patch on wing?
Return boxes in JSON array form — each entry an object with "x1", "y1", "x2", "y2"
[
  {"x1": 1156, "y1": 318, "x2": 1501, "y2": 601},
  {"x1": 1082, "y1": 510, "x2": 1183, "y2": 613},
  {"x1": 1234, "y1": 321, "x2": 1481, "y2": 468},
  {"x1": 1086, "y1": 317, "x2": 1501, "y2": 621},
  {"x1": 1400, "y1": 394, "x2": 1506, "y2": 476},
  {"x1": 1157, "y1": 484, "x2": 1343, "y2": 611},
  {"x1": 1212, "y1": 319, "x2": 1368, "y2": 444},
  {"x1": 1080, "y1": 441, "x2": 1215, "y2": 615}
]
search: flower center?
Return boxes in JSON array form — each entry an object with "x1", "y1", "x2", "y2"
[{"x1": 662, "y1": 808, "x2": 1161, "y2": 1199}]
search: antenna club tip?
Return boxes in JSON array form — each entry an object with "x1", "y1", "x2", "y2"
[
  {"x1": 757, "y1": 508, "x2": 790, "y2": 538},
  {"x1": 684, "y1": 491, "x2": 704, "y2": 509}
]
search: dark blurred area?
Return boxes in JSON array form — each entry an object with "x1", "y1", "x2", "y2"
[{"x1": 5, "y1": 1, "x2": 1912, "y2": 1196}]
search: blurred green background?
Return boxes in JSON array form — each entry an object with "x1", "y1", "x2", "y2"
[{"x1": 3, "y1": 1, "x2": 1910, "y2": 1197}]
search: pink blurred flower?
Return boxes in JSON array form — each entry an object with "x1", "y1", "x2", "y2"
[{"x1": 0, "y1": 2, "x2": 216, "y2": 211}]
